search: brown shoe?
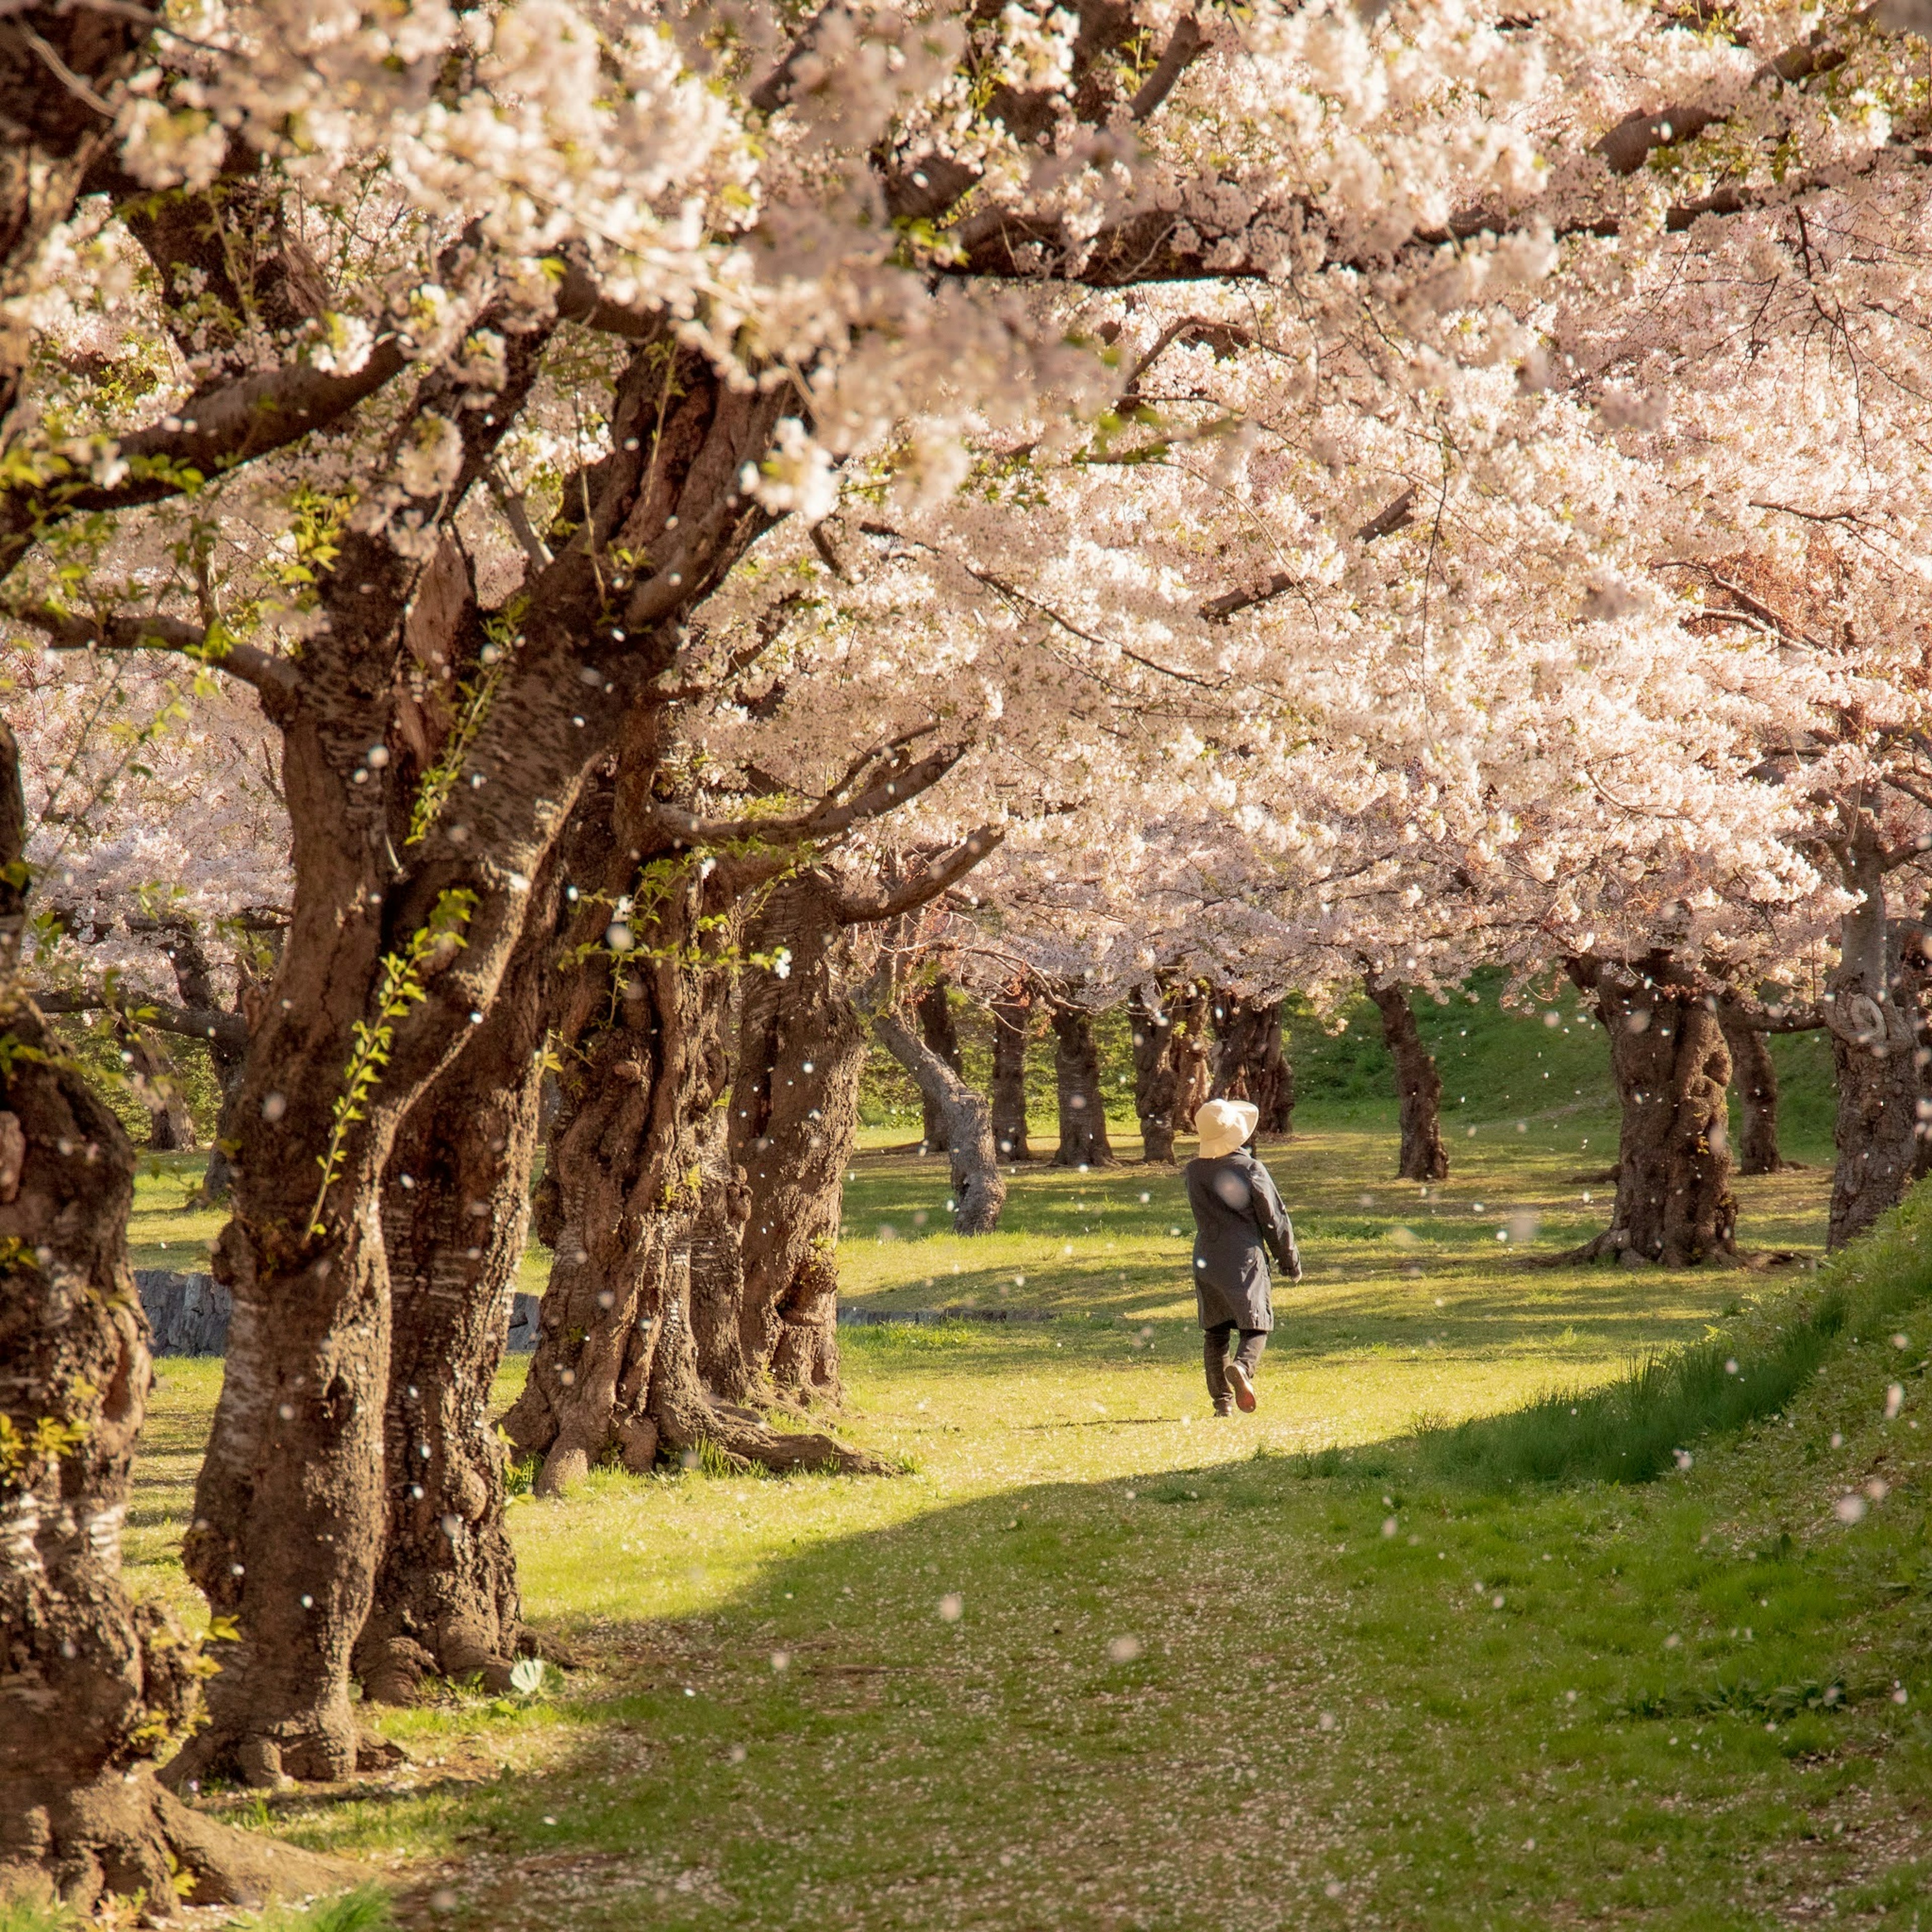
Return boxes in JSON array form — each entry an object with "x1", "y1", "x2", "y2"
[{"x1": 1227, "y1": 1360, "x2": 1257, "y2": 1413}]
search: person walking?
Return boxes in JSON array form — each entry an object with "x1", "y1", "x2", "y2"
[{"x1": 1186, "y1": 1097, "x2": 1299, "y2": 1415}]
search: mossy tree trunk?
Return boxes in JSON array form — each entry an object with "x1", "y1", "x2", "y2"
[
  {"x1": 501, "y1": 741, "x2": 890, "y2": 1486},
  {"x1": 354, "y1": 862, "x2": 559, "y2": 1706},
  {"x1": 728, "y1": 874, "x2": 869, "y2": 1402}
]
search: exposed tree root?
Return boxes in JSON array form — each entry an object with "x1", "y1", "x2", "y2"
[
  {"x1": 650, "y1": 1314, "x2": 896, "y2": 1475},
  {"x1": 3, "y1": 1769, "x2": 360, "y2": 1917}
]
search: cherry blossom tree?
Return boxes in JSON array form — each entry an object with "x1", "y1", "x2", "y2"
[{"x1": 7, "y1": 0, "x2": 1932, "y2": 1863}]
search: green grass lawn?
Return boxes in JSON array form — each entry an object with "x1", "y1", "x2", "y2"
[{"x1": 119, "y1": 1092, "x2": 1932, "y2": 1930}]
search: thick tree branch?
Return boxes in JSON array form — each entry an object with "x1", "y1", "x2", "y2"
[
  {"x1": 1712, "y1": 989, "x2": 1826, "y2": 1034},
  {"x1": 0, "y1": 339, "x2": 410, "y2": 581},
  {"x1": 647, "y1": 741, "x2": 969, "y2": 848},
  {"x1": 37, "y1": 985, "x2": 249, "y2": 1051},
  {"x1": 834, "y1": 827, "x2": 1003, "y2": 925},
  {"x1": 19, "y1": 604, "x2": 301, "y2": 710},
  {"x1": 1127, "y1": 14, "x2": 1205, "y2": 121}
]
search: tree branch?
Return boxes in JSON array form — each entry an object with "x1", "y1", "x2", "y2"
[
  {"x1": 1127, "y1": 14, "x2": 1205, "y2": 121},
  {"x1": 1201, "y1": 486, "x2": 1415, "y2": 622},
  {"x1": 0, "y1": 339, "x2": 410, "y2": 580},
  {"x1": 834, "y1": 827, "x2": 1003, "y2": 925},
  {"x1": 37, "y1": 985, "x2": 248, "y2": 1051},
  {"x1": 647, "y1": 741, "x2": 970, "y2": 847},
  {"x1": 19, "y1": 605, "x2": 301, "y2": 710}
]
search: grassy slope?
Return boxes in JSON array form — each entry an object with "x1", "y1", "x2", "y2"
[{"x1": 121, "y1": 990, "x2": 1932, "y2": 1929}]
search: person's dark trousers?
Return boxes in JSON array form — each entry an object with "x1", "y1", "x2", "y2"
[{"x1": 1204, "y1": 1322, "x2": 1267, "y2": 1412}]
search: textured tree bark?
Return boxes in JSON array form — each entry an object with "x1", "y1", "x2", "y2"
[
  {"x1": 990, "y1": 993, "x2": 1034, "y2": 1162},
  {"x1": 153, "y1": 917, "x2": 259, "y2": 1208},
  {"x1": 1168, "y1": 981, "x2": 1214, "y2": 1136},
  {"x1": 915, "y1": 979, "x2": 964, "y2": 1153},
  {"x1": 689, "y1": 1104, "x2": 754, "y2": 1403},
  {"x1": 1822, "y1": 844, "x2": 1923, "y2": 1249},
  {"x1": 1365, "y1": 976, "x2": 1448, "y2": 1182},
  {"x1": 729, "y1": 874, "x2": 869, "y2": 1401},
  {"x1": 1129, "y1": 988, "x2": 1175, "y2": 1163},
  {"x1": 875, "y1": 1009, "x2": 1007, "y2": 1232},
  {"x1": 0, "y1": 723, "x2": 348, "y2": 1913},
  {"x1": 1210, "y1": 993, "x2": 1293, "y2": 1133},
  {"x1": 502, "y1": 749, "x2": 885, "y2": 1486},
  {"x1": 1567, "y1": 955, "x2": 1736, "y2": 1265},
  {"x1": 353, "y1": 870, "x2": 558, "y2": 1707},
  {"x1": 1718, "y1": 1008, "x2": 1786, "y2": 1176},
  {"x1": 167, "y1": 336, "x2": 784, "y2": 1786},
  {"x1": 1050, "y1": 1002, "x2": 1115, "y2": 1167}
]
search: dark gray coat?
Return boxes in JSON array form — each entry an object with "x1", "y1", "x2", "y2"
[{"x1": 1185, "y1": 1150, "x2": 1299, "y2": 1331}]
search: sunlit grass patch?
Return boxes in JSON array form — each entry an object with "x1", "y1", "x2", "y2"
[
  {"x1": 1420, "y1": 1184, "x2": 1932, "y2": 1491},
  {"x1": 121, "y1": 1117, "x2": 1932, "y2": 1928}
]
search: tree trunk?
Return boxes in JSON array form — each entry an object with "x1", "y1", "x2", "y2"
[
  {"x1": 1567, "y1": 955, "x2": 1736, "y2": 1265},
  {"x1": 729, "y1": 874, "x2": 869, "y2": 1401},
  {"x1": 1210, "y1": 993, "x2": 1293, "y2": 1133},
  {"x1": 689, "y1": 1104, "x2": 754, "y2": 1403},
  {"x1": 990, "y1": 994, "x2": 1033, "y2": 1162},
  {"x1": 119, "y1": 1021, "x2": 198, "y2": 1151},
  {"x1": 1129, "y1": 986, "x2": 1180, "y2": 1163},
  {"x1": 502, "y1": 754, "x2": 883, "y2": 1488},
  {"x1": 915, "y1": 979, "x2": 963, "y2": 1153},
  {"x1": 1365, "y1": 976, "x2": 1448, "y2": 1182},
  {"x1": 1823, "y1": 843, "x2": 1923, "y2": 1250},
  {"x1": 0, "y1": 722, "x2": 347, "y2": 1913},
  {"x1": 875, "y1": 1009, "x2": 1007, "y2": 1232},
  {"x1": 159, "y1": 918, "x2": 260, "y2": 1208},
  {"x1": 1719, "y1": 1010, "x2": 1786, "y2": 1176},
  {"x1": 354, "y1": 873, "x2": 557, "y2": 1707},
  {"x1": 196, "y1": 1065, "x2": 246, "y2": 1206},
  {"x1": 1050, "y1": 1002, "x2": 1115, "y2": 1167},
  {"x1": 1169, "y1": 981, "x2": 1214, "y2": 1136}
]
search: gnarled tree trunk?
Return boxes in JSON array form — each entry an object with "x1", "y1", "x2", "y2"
[
  {"x1": 728, "y1": 874, "x2": 869, "y2": 1402},
  {"x1": 0, "y1": 723, "x2": 346, "y2": 1913},
  {"x1": 1365, "y1": 975, "x2": 1448, "y2": 1182},
  {"x1": 1169, "y1": 981, "x2": 1214, "y2": 1136},
  {"x1": 1050, "y1": 1001, "x2": 1114, "y2": 1167},
  {"x1": 1210, "y1": 992, "x2": 1293, "y2": 1134},
  {"x1": 354, "y1": 870, "x2": 557, "y2": 1707},
  {"x1": 166, "y1": 331, "x2": 786, "y2": 1785},
  {"x1": 990, "y1": 993, "x2": 1033, "y2": 1162},
  {"x1": 502, "y1": 751, "x2": 884, "y2": 1488},
  {"x1": 915, "y1": 978, "x2": 963, "y2": 1153},
  {"x1": 1567, "y1": 954, "x2": 1736, "y2": 1266},
  {"x1": 689, "y1": 1105, "x2": 755, "y2": 1403},
  {"x1": 875, "y1": 1009, "x2": 1007, "y2": 1232}
]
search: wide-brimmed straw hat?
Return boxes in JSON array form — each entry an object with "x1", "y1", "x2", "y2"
[{"x1": 1194, "y1": 1097, "x2": 1260, "y2": 1159}]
